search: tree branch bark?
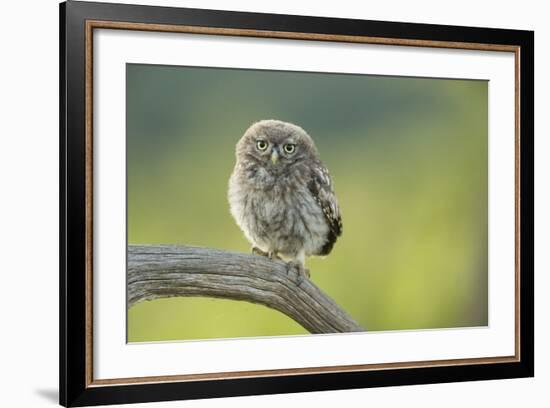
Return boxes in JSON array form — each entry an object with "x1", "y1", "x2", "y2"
[{"x1": 128, "y1": 244, "x2": 364, "y2": 334}]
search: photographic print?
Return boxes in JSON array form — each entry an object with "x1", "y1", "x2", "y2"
[
  {"x1": 126, "y1": 64, "x2": 488, "y2": 343},
  {"x1": 61, "y1": 2, "x2": 533, "y2": 405}
]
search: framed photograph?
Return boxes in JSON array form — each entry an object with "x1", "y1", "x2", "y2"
[{"x1": 60, "y1": 1, "x2": 534, "y2": 406}]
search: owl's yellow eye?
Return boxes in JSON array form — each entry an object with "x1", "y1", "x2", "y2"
[
  {"x1": 283, "y1": 144, "x2": 296, "y2": 154},
  {"x1": 256, "y1": 140, "x2": 268, "y2": 151}
]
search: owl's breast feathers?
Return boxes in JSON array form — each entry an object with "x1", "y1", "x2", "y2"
[{"x1": 307, "y1": 164, "x2": 343, "y2": 256}]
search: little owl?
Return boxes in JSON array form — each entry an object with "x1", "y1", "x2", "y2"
[{"x1": 228, "y1": 119, "x2": 342, "y2": 278}]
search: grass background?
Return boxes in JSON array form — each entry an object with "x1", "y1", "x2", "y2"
[{"x1": 126, "y1": 64, "x2": 488, "y2": 342}]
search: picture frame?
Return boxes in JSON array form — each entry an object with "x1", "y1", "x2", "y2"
[{"x1": 59, "y1": 1, "x2": 534, "y2": 406}]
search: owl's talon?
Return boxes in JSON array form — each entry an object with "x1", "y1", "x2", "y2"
[
  {"x1": 252, "y1": 247, "x2": 282, "y2": 261},
  {"x1": 286, "y1": 261, "x2": 310, "y2": 285},
  {"x1": 252, "y1": 247, "x2": 268, "y2": 257},
  {"x1": 268, "y1": 252, "x2": 282, "y2": 260}
]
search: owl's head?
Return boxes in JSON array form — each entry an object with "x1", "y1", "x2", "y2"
[{"x1": 236, "y1": 120, "x2": 319, "y2": 172}]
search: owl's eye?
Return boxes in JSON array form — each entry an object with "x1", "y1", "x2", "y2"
[
  {"x1": 256, "y1": 140, "x2": 268, "y2": 151},
  {"x1": 283, "y1": 144, "x2": 296, "y2": 154}
]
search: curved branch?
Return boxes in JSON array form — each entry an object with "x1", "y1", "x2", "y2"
[{"x1": 128, "y1": 244, "x2": 364, "y2": 334}]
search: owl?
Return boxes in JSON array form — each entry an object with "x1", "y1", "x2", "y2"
[{"x1": 228, "y1": 119, "x2": 342, "y2": 278}]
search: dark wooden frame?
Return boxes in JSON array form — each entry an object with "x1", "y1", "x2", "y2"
[{"x1": 60, "y1": 1, "x2": 534, "y2": 406}]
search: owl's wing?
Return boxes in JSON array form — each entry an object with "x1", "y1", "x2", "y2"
[{"x1": 307, "y1": 163, "x2": 343, "y2": 256}]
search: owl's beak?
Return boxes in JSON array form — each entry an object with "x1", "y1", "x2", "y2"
[{"x1": 270, "y1": 149, "x2": 280, "y2": 165}]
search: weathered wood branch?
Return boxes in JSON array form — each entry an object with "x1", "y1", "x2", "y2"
[{"x1": 128, "y1": 245, "x2": 364, "y2": 334}]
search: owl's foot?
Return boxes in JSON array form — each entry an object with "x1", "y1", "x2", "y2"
[
  {"x1": 252, "y1": 246, "x2": 268, "y2": 257},
  {"x1": 286, "y1": 261, "x2": 310, "y2": 285},
  {"x1": 252, "y1": 247, "x2": 282, "y2": 261}
]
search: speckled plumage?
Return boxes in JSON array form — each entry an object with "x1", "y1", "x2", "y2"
[{"x1": 228, "y1": 120, "x2": 342, "y2": 272}]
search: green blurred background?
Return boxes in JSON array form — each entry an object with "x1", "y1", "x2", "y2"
[{"x1": 127, "y1": 63, "x2": 488, "y2": 342}]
